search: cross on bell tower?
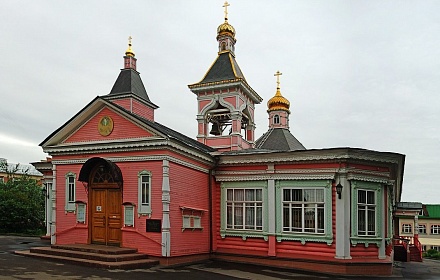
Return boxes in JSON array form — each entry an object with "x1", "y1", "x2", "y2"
[{"x1": 188, "y1": 2, "x2": 262, "y2": 151}]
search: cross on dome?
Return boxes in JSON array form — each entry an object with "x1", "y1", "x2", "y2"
[
  {"x1": 223, "y1": 1, "x2": 230, "y2": 21},
  {"x1": 274, "y1": 70, "x2": 282, "y2": 89}
]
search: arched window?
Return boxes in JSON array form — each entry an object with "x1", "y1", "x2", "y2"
[
  {"x1": 273, "y1": 115, "x2": 280, "y2": 124},
  {"x1": 221, "y1": 42, "x2": 227, "y2": 51},
  {"x1": 92, "y1": 164, "x2": 115, "y2": 183}
]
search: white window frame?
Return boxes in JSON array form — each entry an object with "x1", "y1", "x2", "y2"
[
  {"x1": 76, "y1": 203, "x2": 86, "y2": 223},
  {"x1": 431, "y1": 246, "x2": 440, "y2": 251},
  {"x1": 357, "y1": 189, "x2": 377, "y2": 236},
  {"x1": 226, "y1": 188, "x2": 263, "y2": 231},
  {"x1": 65, "y1": 172, "x2": 76, "y2": 212},
  {"x1": 124, "y1": 205, "x2": 135, "y2": 227},
  {"x1": 431, "y1": 224, "x2": 440, "y2": 235},
  {"x1": 138, "y1": 170, "x2": 151, "y2": 216},
  {"x1": 273, "y1": 114, "x2": 280, "y2": 124},
  {"x1": 418, "y1": 224, "x2": 427, "y2": 234},
  {"x1": 282, "y1": 188, "x2": 325, "y2": 234},
  {"x1": 402, "y1": 223, "x2": 412, "y2": 234}
]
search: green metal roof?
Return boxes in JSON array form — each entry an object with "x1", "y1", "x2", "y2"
[{"x1": 420, "y1": 204, "x2": 440, "y2": 219}]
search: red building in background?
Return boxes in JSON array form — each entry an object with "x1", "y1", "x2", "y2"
[{"x1": 33, "y1": 3, "x2": 405, "y2": 276}]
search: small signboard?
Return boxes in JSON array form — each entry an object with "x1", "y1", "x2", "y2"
[{"x1": 146, "y1": 219, "x2": 161, "y2": 233}]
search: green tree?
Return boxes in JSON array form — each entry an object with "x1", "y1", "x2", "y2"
[{"x1": 0, "y1": 160, "x2": 45, "y2": 235}]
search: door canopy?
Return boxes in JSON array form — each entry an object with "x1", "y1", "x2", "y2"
[{"x1": 79, "y1": 157, "x2": 123, "y2": 185}]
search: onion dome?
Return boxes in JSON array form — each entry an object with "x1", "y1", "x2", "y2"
[
  {"x1": 267, "y1": 71, "x2": 290, "y2": 112},
  {"x1": 125, "y1": 36, "x2": 135, "y2": 57},
  {"x1": 217, "y1": 20, "x2": 235, "y2": 38},
  {"x1": 217, "y1": 1, "x2": 235, "y2": 38}
]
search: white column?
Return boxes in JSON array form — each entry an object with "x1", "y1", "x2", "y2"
[
  {"x1": 267, "y1": 179, "x2": 275, "y2": 233},
  {"x1": 50, "y1": 164, "x2": 57, "y2": 245},
  {"x1": 161, "y1": 160, "x2": 171, "y2": 257},
  {"x1": 335, "y1": 172, "x2": 351, "y2": 259},
  {"x1": 379, "y1": 187, "x2": 387, "y2": 259}
]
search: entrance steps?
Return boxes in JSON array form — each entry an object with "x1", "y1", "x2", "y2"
[{"x1": 15, "y1": 244, "x2": 159, "y2": 269}]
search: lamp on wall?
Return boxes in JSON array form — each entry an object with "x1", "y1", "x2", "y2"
[{"x1": 336, "y1": 183, "x2": 343, "y2": 199}]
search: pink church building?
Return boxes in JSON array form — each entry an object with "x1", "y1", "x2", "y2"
[{"x1": 33, "y1": 3, "x2": 405, "y2": 276}]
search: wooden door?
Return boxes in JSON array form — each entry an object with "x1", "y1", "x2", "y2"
[{"x1": 90, "y1": 187, "x2": 122, "y2": 245}]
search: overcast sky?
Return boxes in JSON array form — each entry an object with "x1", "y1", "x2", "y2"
[{"x1": 1, "y1": 1, "x2": 439, "y2": 203}]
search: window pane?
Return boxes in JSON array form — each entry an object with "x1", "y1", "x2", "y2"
[
  {"x1": 234, "y1": 204, "x2": 243, "y2": 228},
  {"x1": 358, "y1": 208, "x2": 366, "y2": 234},
  {"x1": 358, "y1": 190, "x2": 366, "y2": 204},
  {"x1": 283, "y1": 206, "x2": 290, "y2": 230},
  {"x1": 245, "y1": 203, "x2": 255, "y2": 229},
  {"x1": 234, "y1": 189, "x2": 244, "y2": 201},
  {"x1": 227, "y1": 189, "x2": 233, "y2": 200},
  {"x1": 256, "y1": 189, "x2": 262, "y2": 201},
  {"x1": 316, "y1": 189, "x2": 324, "y2": 202},
  {"x1": 227, "y1": 204, "x2": 232, "y2": 228},
  {"x1": 292, "y1": 189, "x2": 302, "y2": 201},
  {"x1": 304, "y1": 189, "x2": 314, "y2": 202},
  {"x1": 245, "y1": 189, "x2": 254, "y2": 201},
  {"x1": 367, "y1": 191, "x2": 375, "y2": 204},
  {"x1": 283, "y1": 189, "x2": 291, "y2": 201}
]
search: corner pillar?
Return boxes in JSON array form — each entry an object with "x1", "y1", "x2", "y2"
[{"x1": 335, "y1": 172, "x2": 351, "y2": 259}]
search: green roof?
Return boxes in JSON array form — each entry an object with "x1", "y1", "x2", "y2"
[{"x1": 420, "y1": 204, "x2": 440, "y2": 219}]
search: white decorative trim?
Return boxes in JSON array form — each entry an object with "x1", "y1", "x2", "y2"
[
  {"x1": 216, "y1": 174, "x2": 335, "y2": 182},
  {"x1": 53, "y1": 155, "x2": 210, "y2": 173},
  {"x1": 218, "y1": 151, "x2": 400, "y2": 165}
]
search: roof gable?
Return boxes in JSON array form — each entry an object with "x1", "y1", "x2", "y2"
[
  {"x1": 40, "y1": 97, "x2": 162, "y2": 147},
  {"x1": 63, "y1": 107, "x2": 154, "y2": 144}
]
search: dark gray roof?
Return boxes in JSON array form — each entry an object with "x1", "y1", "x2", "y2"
[
  {"x1": 199, "y1": 52, "x2": 246, "y2": 84},
  {"x1": 113, "y1": 103, "x2": 216, "y2": 154},
  {"x1": 108, "y1": 69, "x2": 152, "y2": 102},
  {"x1": 255, "y1": 128, "x2": 306, "y2": 151}
]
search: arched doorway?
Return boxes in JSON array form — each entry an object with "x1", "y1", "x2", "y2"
[{"x1": 79, "y1": 158, "x2": 123, "y2": 246}]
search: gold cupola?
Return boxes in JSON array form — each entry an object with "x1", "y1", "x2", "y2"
[
  {"x1": 125, "y1": 36, "x2": 135, "y2": 57},
  {"x1": 217, "y1": 1, "x2": 235, "y2": 38},
  {"x1": 267, "y1": 71, "x2": 290, "y2": 113}
]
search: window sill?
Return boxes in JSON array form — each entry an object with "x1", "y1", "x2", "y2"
[
  {"x1": 276, "y1": 232, "x2": 333, "y2": 245},
  {"x1": 351, "y1": 236, "x2": 383, "y2": 247},
  {"x1": 182, "y1": 227, "x2": 203, "y2": 232}
]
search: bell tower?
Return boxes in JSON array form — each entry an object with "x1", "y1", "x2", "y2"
[{"x1": 188, "y1": 1, "x2": 262, "y2": 151}]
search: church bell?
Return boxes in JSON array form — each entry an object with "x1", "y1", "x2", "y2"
[{"x1": 210, "y1": 122, "x2": 222, "y2": 135}]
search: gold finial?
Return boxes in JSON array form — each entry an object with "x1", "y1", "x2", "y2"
[
  {"x1": 223, "y1": 1, "x2": 230, "y2": 21},
  {"x1": 125, "y1": 35, "x2": 135, "y2": 57},
  {"x1": 274, "y1": 70, "x2": 282, "y2": 89}
]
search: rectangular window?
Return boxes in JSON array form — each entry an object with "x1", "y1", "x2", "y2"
[
  {"x1": 141, "y1": 175, "x2": 149, "y2": 205},
  {"x1": 124, "y1": 205, "x2": 134, "y2": 227},
  {"x1": 65, "y1": 173, "x2": 76, "y2": 212},
  {"x1": 431, "y1": 225, "x2": 440, "y2": 234},
  {"x1": 76, "y1": 203, "x2": 86, "y2": 223},
  {"x1": 357, "y1": 189, "x2": 376, "y2": 236},
  {"x1": 432, "y1": 246, "x2": 440, "y2": 251},
  {"x1": 402, "y1": 224, "x2": 412, "y2": 234},
  {"x1": 138, "y1": 171, "x2": 151, "y2": 215},
  {"x1": 226, "y1": 188, "x2": 263, "y2": 230},
  {"x1": 282, "y1": 188, "x2": 325, "y2": 234},
  {"x1": 67, "y1": 176, "x2": 75, "y2": 202},
  {"x1": 418, "y1": 224, "x2": 427, "y2": 234}
]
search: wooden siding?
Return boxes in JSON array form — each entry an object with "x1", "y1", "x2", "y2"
[
  {"x1": 64, "y1": 107, "x2": 153, "y2": 143},
  {"x1": 168, "y1": 162, "x2": 210, "y2": 256}
]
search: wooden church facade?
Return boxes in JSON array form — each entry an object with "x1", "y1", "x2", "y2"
[{"x1": 36, "y1": 4, "x2": 405, "y2": 276}]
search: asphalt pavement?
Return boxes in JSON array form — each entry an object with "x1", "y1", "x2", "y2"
[{"x1": 1, "y1": 235, "x2": 440, "y2": 280}]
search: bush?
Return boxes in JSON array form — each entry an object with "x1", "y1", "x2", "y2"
[
  {"x1": 425, "y1": 249, "x2": 440, "y2": 259},
  {"x1": 0, "y1": 163, "x2": 45, "y2": 235}
]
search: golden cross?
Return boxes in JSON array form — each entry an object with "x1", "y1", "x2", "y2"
[
  {"x1": 128, "y1": 36, "x2": 132, "y2": 46},
  {"x1": 223, "y1": 1, "x2": 230, "y2": 20},
  {"x1": 274, "y1": 70, "x2": 282, "y2": 88}
]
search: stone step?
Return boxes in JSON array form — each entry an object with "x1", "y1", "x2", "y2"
[
  {"x1": 51, "y1": 244, "x2": 138, "y2": 255},
  {"x1": 15, "y1": 249, "x2": 159, "y2": 269},
  {"x1": 30, "y1": 246, "x2": 149, "y2": 262}
]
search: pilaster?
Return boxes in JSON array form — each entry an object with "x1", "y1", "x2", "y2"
[
  {"x1": 161, "y1": 160, "x2": 171, "y2": 257},
  {"x1": 335, "y1": 172, "x2": 351, "y2": 259}
]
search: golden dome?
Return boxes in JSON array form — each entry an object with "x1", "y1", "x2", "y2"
[
  {"x1": 217, "y1": 20, "x2": 235, "y2": 38},
  {"x1": 267, "y1": 88, "x2": 290, "y2": 112},
  {"x1": 125, "y1": 36, "x2": 135, "y2": 57}
]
